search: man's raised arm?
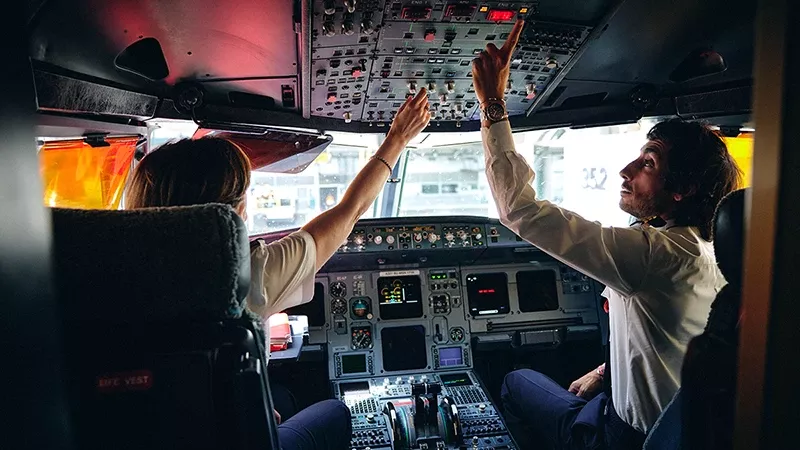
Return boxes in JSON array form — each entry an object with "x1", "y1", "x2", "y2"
[{"x1": 472, "y1": 21, "x2": 652, "y2": 296}]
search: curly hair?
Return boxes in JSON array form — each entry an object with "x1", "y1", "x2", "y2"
[{"x1": 646, "y1": 119, "x2": 743, "y2": 240}]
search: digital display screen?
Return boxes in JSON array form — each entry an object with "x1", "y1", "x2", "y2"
[
  {"x1": 378, "y1": 276, "x2": 423, "y2": 320},
  {"x1": 466, "y1": 273, "x2": 510, "y2": 316},
  {"x1": 439, "y1": 372, "x2": 473, "y2": 386},
  {"x1": 339, "y1": 381, "x2": 370, "y2": 394},
  {"x1": 381, "y1": 326, "x2": 427, "y2": 371},
  {"x1": 516, "y1": 270, "x2": 560, "y2": 312},
  {"x1": 341, "y1": 354, "x2": 368, "y2": 374},
  {"x1": 438, "y1": 347, "x2": 463, "y2": 367},
  {"x1": 284, "y1": 282, "x2": 326, "y2": 326}
]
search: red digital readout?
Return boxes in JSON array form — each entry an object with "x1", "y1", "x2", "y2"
[
  {"x1": 478, "y1": 289, "x2": 496, "y2": 294},
  {"x1": 487, "y1": 10, "x2": 516, "y2": 22}
]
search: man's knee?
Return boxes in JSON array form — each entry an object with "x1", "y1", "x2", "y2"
[
  {"x1": 502, "y1": 369, "x2": 540, "y2": 399},
  {"x1": 317, "y1": 399, "x2": 352, "y2": 433}
]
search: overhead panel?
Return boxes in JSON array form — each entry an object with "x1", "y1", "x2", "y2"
[{"x1": 310, "y1": 0, "x2": 600, "y2": 126}]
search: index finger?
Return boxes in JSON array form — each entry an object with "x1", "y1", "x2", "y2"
[
  {"x1": 500, "y1": 19, "x2": 525, "y2": 54},
  {"x1": 411, "y1": 87, "x2": 429, "y2": 106}
]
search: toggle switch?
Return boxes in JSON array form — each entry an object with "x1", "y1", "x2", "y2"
[
  {"x1": 446, "y1": 80, "x2": 455, "y2": 94},
  {"x1": 322, "y1": 18, "x2": 337, "y2": 37},
  {"x1": 361, "y1": 17, "x2": 374, "y2": 35},
  {"x1": 323, "y1": 0, "x2": 336, "y2": 15},
  {"x1": 428, "y1": 81, "x2": 436, "y2": 91},
  {"x1": 343, "y1": 112, "x2": 352, "y2": 123},
  {"x1": 526, "y1": 83, "x2": 537, "y2": 99},
  {"x1": 344, "y1": 0, "x2": 356, "y2": 13},
  {"x1": 342, "y1": 15, "x2": 355, "y2": 35},
  {"x1": 545, "y1": 58, "x2": 559, "y2": 69},
  {"x1": 408, "y1": 81, "x2": 417, "y2": 95},
  {"x1": 439, "y1": 93, "x2": 448, "y2": 104}
]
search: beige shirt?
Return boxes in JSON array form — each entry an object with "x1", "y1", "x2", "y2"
[
  {"x1": 247, "y1": 229, "x2": 317, "y2": 359},
  {"x1": 483, "y1": 120, "x2": 725, "y2": 433}
]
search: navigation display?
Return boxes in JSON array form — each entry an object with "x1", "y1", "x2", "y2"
[
  {"x1": 378, "y1": 275, "x2": 423, "y2": 320},
  {"x1": 517, "y1": 270, "x2": 560, "y2": 312},
  {"x1": 381, "y1": 326, "x2": 427, "y2": 372},
  {"x1": 438, "y1": 347, "x2": 464, "y2": 367},
  {"x1": 341, "y1": 354, "x2": 368, "y2": 374},
  {"x1": 466, "y1": 273, "x2": 510, "y2": 316}
]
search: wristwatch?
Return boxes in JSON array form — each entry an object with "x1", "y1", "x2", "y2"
[{"x1": 481, "y1": 98, "x2": 508, "y2": 128}]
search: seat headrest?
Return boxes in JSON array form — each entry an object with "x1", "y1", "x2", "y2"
[
  {"x1": 713, "y1": 188, "x2": 748, "y2": 286},
  {"x1": 51, "y1": 204, "x2": 250, "y2": 323}
]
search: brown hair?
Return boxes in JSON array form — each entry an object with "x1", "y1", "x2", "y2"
[
  {"x1": 646, "y1": 119, "x2": 743, "y2": 240},
  {"x1": 125, "y1": 137, "x2": 251, "y2": 209}
]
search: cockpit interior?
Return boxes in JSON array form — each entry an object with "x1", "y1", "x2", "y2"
[{"x1": 9, "y1": 0, "x2": 794, "y2": 449}]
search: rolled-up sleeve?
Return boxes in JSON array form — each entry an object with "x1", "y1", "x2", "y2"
[
  {"x1": 482, "y1": 120, "x2": 652, "y2": 296},
  {"x1": 247, "y1": 229, "x2": 318, "y2": 319}
]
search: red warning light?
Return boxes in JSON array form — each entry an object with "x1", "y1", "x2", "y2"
[{"x1": 487, "y1": 9, "x2": 515, "y2": 22}]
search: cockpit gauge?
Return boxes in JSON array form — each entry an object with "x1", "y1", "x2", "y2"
[
  {"x1": 330, "y1": 281, "x2": 347, "y2": 298},
  {"x1": 351, "y1": 297, "x2": 372, "y2": 319},
  {"x1": 351, "y1": 326, "x2": 373, "y2": 349},
  {"x1": 331, "y1": 298, "x2": 348, "y2": 315},
  {"x1": 449, "y1": 327, "x2": 465, "y2": 343}
]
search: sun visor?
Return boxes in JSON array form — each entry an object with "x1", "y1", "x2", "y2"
[{"x1": 193, "y1": 128, "x2": 332, "y2": 173}]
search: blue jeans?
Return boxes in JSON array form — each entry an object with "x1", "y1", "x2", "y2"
[
  {"x1": 500, "y1": 369, "x2": 645, "y2": 450},
  {"x1": 277, "y1": 399, "x2": 352, "y2": 450}
]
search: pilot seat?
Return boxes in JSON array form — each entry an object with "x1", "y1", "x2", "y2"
[
  {"x1": 644, "y1": 188, "x2": 748, "y2": 449},
  {"x1": 51, "y1": 204, "x2": 280, "y2": 450}
]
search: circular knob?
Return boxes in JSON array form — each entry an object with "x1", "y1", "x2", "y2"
[
  {"x1": 545, "y1": 58, "x2": 558, "y2": 69},
  {"x1": 428, "y1": 233, "x2": 439, "y2": 243},
  {"x1": 367, "y1": 413, "x2": 375, "y2": 423},
  {"x1": 458, "y1": 230, "x2": 468, "y2": 240},
  {"x1": 374, "y1": 235, "x2": 383, "y2": 245},
  {"x1": 322, "y1": 21, "x2": 337, "y2": 37},
  {"x1": 342, "y1": 20, "x2": 355, "y2": 36},
  {"x1": 479, "y1": 403, "x2": 487, "y2": 412},
  {"x1": 323, "y1": 0, "x2": 336, "y2": 15},
  {"x1": 353, "y1": 235, "x2": 364, "y2": 245},
  {"x1": 344, "y1": 0, "x2": 356, "y2": 13},
  {"x1": 445, "y1": 232, "x2": 455, "y2": 242},
  {"x1": 413, "y1": 232, "x2": 423, "y2": 242},
  {"x1": 474, "y1": 233, "x2": 482, "y2": 240},
  {"x1": 361, "y1": 18, "x2": 374, "y2": 35},
  {"x1": 386, "y1": 235, "x2": 395, "y2": 244}
]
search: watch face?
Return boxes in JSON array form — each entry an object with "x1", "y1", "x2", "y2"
[{"x1": 485, "y1": 102, "x2": 506, "y2": 121}]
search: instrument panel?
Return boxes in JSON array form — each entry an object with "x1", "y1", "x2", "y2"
[
  {"x1": 309, "y1": 0, "x2": 607, "y2": 125},
  {"x1": 273, "y1": 217, "x2": 602, "y2": 449}
]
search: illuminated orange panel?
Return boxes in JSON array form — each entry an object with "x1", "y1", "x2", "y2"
[
  {"x1": 40, "y1": 137, "x2": 138, "y2": 209},
  {"x1": 723, "y1": 132, "x2": 754, "y2": 188}
]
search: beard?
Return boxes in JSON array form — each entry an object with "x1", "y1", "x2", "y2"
[{"x1": 619, "y1": 191, "x2": 672, "y2": 219}]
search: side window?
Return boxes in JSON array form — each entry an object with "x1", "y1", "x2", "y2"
[{"x1": 39, "y1": 137, "x2": 139, "y2": 209}]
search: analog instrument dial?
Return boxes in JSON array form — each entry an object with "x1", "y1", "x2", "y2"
[
  {"x1": 330, "y1": 281, "x2": 347, "y2": 298},
  {"x1": 331, "y1": 298, "x2": 347, "y2": 315},
  {"x1": 351, "y1": 327, "x2": 373, "y2": 349}
]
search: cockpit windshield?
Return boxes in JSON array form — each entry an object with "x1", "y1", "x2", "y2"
[{"x1": 142, "y1": 118, "x2": 754, "y2": 235}]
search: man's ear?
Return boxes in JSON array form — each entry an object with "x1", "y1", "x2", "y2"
[{"x1": 673, "y1": 185, "x2": 697, "y2": 202}]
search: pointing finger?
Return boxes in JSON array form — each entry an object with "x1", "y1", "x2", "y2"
[
  {"x1": 501, "y1": 19, "x2": 525, "y2": 55},
  {"x1": 485, "y1": 43, "x2": 500, "y2": 56}
]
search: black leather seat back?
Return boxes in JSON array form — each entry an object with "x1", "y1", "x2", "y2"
[
  {"x1": 681, "y1": 188, "x2": 748, "y2": 450},
  {"x1": 51, "y1": 204, "x2": 279, "y2": 450}
]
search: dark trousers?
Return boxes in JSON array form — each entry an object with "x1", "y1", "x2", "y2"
[
  {"x1": 277, "y1": 399, "x2": 352, "y2": 450},
  {"x1": 501, "y1": 369, "x2": 646, "y2": 450}
]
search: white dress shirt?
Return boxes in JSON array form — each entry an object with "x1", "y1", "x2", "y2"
[{"x1": 483, "y1": 120, "x2": 725, "y2": 433}]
